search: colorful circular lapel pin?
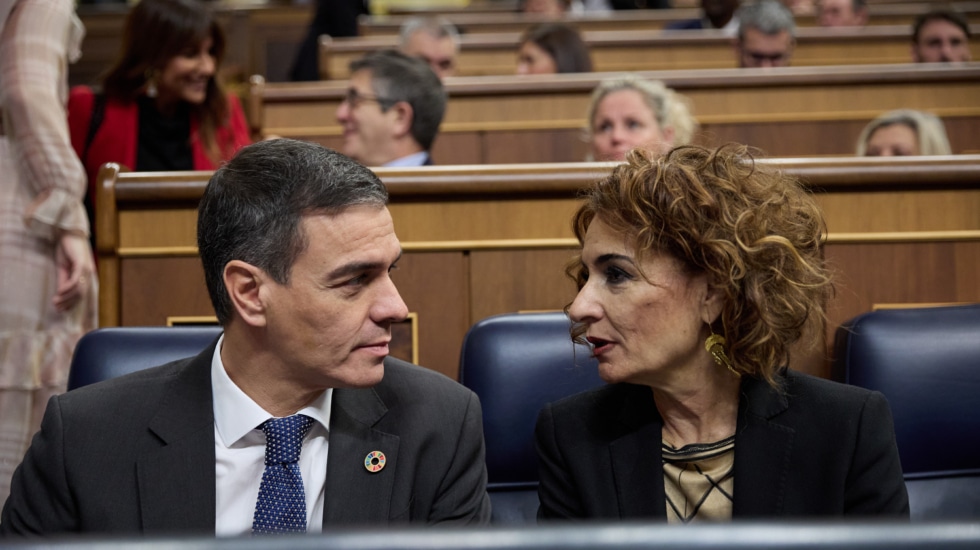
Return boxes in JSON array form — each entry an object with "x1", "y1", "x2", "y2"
[{"x1": 364, "y1": 450, "x2": 386, "y2": 473}]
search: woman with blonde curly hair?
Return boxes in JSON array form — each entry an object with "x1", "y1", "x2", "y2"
[
  {"x1": 585, "y1": 75, "x2": 697, "y2": 161},
  {"x1": 536, "y1": 144, "x2": 909, "y2": 521}
]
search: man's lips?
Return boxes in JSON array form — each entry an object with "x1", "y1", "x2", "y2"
[
  {"x1": 586, "y1": 336, "x2": 614, "y2": 356},
  {"x1": 355, "y1": 340, "x2": 390, "y2": 356}
]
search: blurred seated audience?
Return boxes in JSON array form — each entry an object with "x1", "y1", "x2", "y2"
[
  {"x1": 289, "y1": 0, "x2": 366, "y2": 81},
  {"x1": 399, "y1": 16, "x2": 460, "y2": 80},
  {"x1": 516, "y1": 23, "x2": 593, "y2": 75},
  {"x1": 336, "y1": 50, "x2": 446, "y2": 167},
  {"x1": 910, "y1": 8, "x2": 972, "y2": 63},
  {"x1": 856, "y1": 109, "x2": 952, "y2": 157},
  {"x1": 816, "y1": 0, "x2": 866, "y2": 27},
  {"x1": 67, "y1": 0, "x2": 250, "y2": 236},
  {"x1": 735, "y1": 0, "x2": 796, "y2": 68},
  {"x1": 521, "y1": 0, "x2": 569, "y2": 17},
  {"x1": 665, "y1": 0, "x2": 742, "y2": 35},
  {"x1": 536, "y1": 144, "x2": 910, "y2": 521},
  {"x1": 585, "y1": 75, "x2": 697, "y2": 161}
]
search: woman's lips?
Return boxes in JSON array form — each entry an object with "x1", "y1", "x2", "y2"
[{"x1": 586, "y1": 336, "x2": 613, "y2": 356}]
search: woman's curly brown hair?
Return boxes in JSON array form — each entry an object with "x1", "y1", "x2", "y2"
[{"x1": 568, "y1": 144, "x2": 832, "y2": 388}]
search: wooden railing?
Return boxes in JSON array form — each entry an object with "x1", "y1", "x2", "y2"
[{"x1": 94, "y1": 156, "x2": 980, "y2": 381}]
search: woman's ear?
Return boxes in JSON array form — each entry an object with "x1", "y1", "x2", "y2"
[
  {"x1": 701, "y1": 279, "x2": 725, "y2": 326},
  {"x1": 223, "y1": 260, "x2": 268, "y2": 327}
]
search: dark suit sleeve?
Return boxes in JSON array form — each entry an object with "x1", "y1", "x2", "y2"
[
  {"x1": 844, "y1": 391, "x2": 910, "y2": 517},
  {"x1": 1, "y1": 396, "x2": 77, "y2": 534},
  {"x1": 534, "y1": 403, "x2": 585, "y2": 520},
  {"x1": 429, "y1": 391, "x2": 491, "y2": 525}
]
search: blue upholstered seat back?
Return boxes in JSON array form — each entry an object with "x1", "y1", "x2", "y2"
[
  {"x1": 459, "y1": 312, "x2": 604, "y2": 524},
  {"x1": 832, "y1": 303, "x2": 980, "y2": 520},
  {"x1": 68, "y1": 326, "x2": 223, "y2": 391}
]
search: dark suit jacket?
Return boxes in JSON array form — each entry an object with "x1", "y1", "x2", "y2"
[
  {"x1": 1, "y1": 342, "x2": 491, "y2": 534},
  {"x1": 535, "y1": 370, "x2": 909, "y2": 520}
]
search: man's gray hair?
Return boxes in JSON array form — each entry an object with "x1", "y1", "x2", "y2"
[
  {"x1": 398, "y1": 16, "x2": 461, "y2": 50},
  {"x1": 350, "y1": 50, "x2": 447, "y2": 151},
  {"x1": 737, "y1": 0, "x2": 797, "y2": 40}
]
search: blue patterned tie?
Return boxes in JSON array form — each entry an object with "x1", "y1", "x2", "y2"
[{"x1": 252, "y1": 414, "x2": 315, "y2": 534}]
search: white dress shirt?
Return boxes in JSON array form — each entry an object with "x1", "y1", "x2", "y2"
[
  {"x1": 382, "y1": 151, "x2": 429, "y2": 167},
  {"x1": 211, "y1": 336, "x2": 333, "y2": 536}
]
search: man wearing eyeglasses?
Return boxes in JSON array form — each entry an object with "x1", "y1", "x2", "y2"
[
  {"x1": 336, "y1": 50, "x2": 447, "y2": 167},
  {"x1": 734, "y1": 0, "x2": 796, "y2": 68}
]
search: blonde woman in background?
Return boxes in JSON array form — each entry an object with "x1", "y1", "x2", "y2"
[
  {"x1": 856, "y1": 109, "x2": 952, "y2": 157},
  {"x1": 585, "y1": 75, "x2": 698, "y2": 161}
]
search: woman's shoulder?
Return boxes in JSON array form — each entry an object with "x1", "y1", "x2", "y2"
[{"x1": 779, "y1": 369, "x2": 883, "y2": 412}]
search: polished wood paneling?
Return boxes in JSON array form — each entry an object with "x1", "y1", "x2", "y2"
[
  {"x1": 251, "y1": 64, "x2": 980, "y2": 162},
  {"x1": 96, "y1": 157, "x2": 980, "y2": 380},
  {"x1": 321, "y1": 25, "x2": 980, "y2": 79}
]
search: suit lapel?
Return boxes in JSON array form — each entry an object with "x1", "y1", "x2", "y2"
[
  {"x1": 137, "y1": 342, "x2": 218, "y2": 533},
  {"x1": 732, "y1": 375, "x2": 794, "y2": 517},
  {"x1": 322, "y1": 386, "x2": 399, "y2": 525},
  {"x1": 606, "y1": 385, "x2": 666, "y2": 519}
]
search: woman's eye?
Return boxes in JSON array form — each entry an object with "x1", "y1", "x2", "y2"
[{"x1": 604, "y1": 266, "x2": 631, "y2": 284}]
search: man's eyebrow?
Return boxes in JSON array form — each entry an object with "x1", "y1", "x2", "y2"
[{"x1": 326, "y1": 250, "x2": 403, "y2": 280}]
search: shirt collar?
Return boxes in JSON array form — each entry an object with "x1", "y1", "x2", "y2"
[
  {"x1": 211, "y1": 334, "x2": 333, "y2": 447},
  {"x1": 383, "y1": 151, "x2": 429, "y2": 167}
]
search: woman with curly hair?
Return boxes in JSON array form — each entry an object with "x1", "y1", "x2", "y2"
[{"x1": 535, "y1": 144, "x2": 909, "y2": 522}]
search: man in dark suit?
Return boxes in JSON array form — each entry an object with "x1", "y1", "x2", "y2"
[
  {"x1": 0, "y1": 139, "x2": 491, "y2": 536},
  {"x1": 336, "y1": 50, "x2": 445, "y2": 167},
  {"x1": 665, "y1": 0, "x2": 741, "y2": 34}
]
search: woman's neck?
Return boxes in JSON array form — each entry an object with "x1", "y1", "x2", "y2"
[{"x1": 654, "y1": 367, "x2": 741, "y2": 448}]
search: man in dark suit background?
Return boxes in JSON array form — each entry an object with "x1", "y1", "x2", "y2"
[
  {"x1": 336, "y1": 50, "x2": 446, "y2": 167},
  {"x1": 665, "y1": 0, "x2": 741, "y2": 34},
  {"x1": 0, "y1": 138, "x2": 491, "y2": 536}
]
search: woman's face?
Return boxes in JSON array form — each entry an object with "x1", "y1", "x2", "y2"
[
  {"x1": 516, "y1": 41, "x2": 557, "y2": 75},
  {"x1": 156, "y1": 35, "x2": 216, "y2": 107},
  {"x1": 568, "y1": 216, "x2": 719, "y2": 387},
  {"x1": 591, "y1": 89, "x2": 672, "y2": 161},
  {"x1": 864, "y1": 123, "x2": 920, "y2": 156}
]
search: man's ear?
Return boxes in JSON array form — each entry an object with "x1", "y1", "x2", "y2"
[
  {"x1": 390, "y1": 101, "x2": 414, "y2": 138},
  {"x1": 224, "y1": 260, "x2": 268, "y2": 327}
]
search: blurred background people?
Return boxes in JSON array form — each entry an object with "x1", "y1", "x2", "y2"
[
  {"x1": 910, "y1": 8, "x2": 972, "y2": 63},
  {"x1": 585, "y1": 75, "x2": 697, "y2": 161},
  {"x1": 516, "y1": 22, "x2": 593, "y2": 75},
  {"x1": 521, "y1": 0, "x2": 569, "y2": 17},
  {"x1": 816, "y1": 0, "x2": 867, "y2": 27},
  {"x1": 336, "y1": 50, "x2": 446, "y2": 167},
  {"x1": 289, "y1": 0, "x2": 366, "y2": 81},
  {"x1": 398, "y1": 16, "x2": 460, "y2": 80},
  {"x1": 856, "y1": 109, "x2": 952, "y2": 157},
  {"x1": 735, "y1": 0, "x2": 796, "y2": 68},
  {"x1": 0, "y1": 0, "x2": 96, "y2": 504},
  {"x1": 67, "y1": 0, "x2": 250, "y2": 241},
  {"x1": 536, "y1": 145, "x2": 909, "y2": 521},
  {"x1": 665, "y1": 0, "x2": 741, "y2": 35}
]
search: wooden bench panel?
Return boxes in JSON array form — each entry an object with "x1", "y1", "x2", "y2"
[
  {"x1": 250, "y1": 64, "x2": 980, "y2": 162},
  {"x1": 321, "y1": 25, "x2": 980, "y2": 79},
  {"x1": 96, "y1": 157, "x2": 980, "y2": 380}
]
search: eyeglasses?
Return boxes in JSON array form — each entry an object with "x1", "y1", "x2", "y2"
[{"x1": 343, "y1": 88, "x2": 396, "y2": 109}]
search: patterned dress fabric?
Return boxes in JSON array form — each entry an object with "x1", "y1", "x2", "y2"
[
  {"x1": 252, "y1": 414, "x2": 315, "y2": 534},
  {"x1": 0, "y1": 0, "x2": 96, "y2": 505},
  {"x1": 662, "y1": 436, "x2": 735, "y2": 523}
]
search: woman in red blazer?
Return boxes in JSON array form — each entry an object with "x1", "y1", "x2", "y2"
[{"x1": 67, "y1": 0, "x2": 250, "y2": 228}]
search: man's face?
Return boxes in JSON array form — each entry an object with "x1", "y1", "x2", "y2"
[
  {"x1": 336, "y1": 69, "x2": 400, "y2": 166},
  {"x1": 402, "y1": 31, "x2": 457, "y2": 79},
  {"x1": 260, "y1": 205, "x2": 408, "y2": 391},
  {"x1": 817, "y1": 0, "x2": 865, "y2": 27},
  {"x1": 912, "y1": 19, "x2": 972, "y2": 63},
  {"x1": 738, "y1": 28, "x2": 794, "y2": 67}
]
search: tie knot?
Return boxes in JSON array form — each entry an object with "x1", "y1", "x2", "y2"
[{"x1": 261, "y1": 414, "x2": 314, "y2": 465}]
